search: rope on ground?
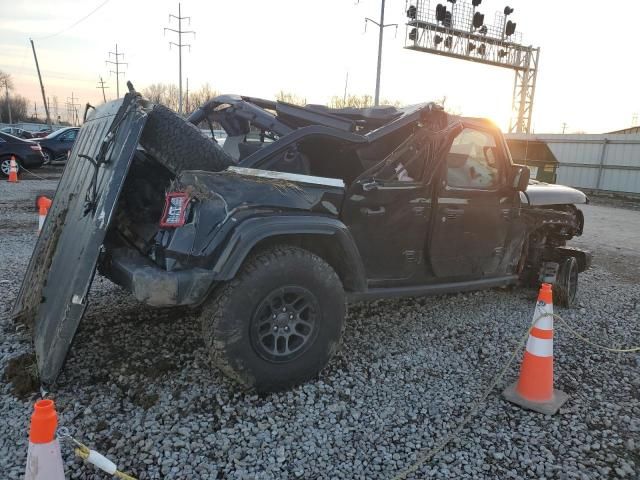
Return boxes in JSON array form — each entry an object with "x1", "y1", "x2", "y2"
[
  {"x1": 553, "y1": 313, "x2": 640, "y2": 353},
  {"x1": 17, "y1": 165, "x2": 50, "y2": 181},
  {"x1": 392, "y1": 311, "x2": 640, "y2": 480},
  {"x1": 58, "y1": 427, "x2": 138, "y2": 480}
]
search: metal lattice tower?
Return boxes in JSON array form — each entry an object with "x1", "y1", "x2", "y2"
[
  {"x1": 164, "y1": 2, "x2": 195, "y2": 115},
  {"x1": 405, "y1": 0, "x2": 539, "y2": 133},
  {"x1": 106, "y1": 44, "x2": 127, "y2": 98}
]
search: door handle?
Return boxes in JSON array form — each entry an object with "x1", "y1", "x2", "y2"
[
  {"x1": 361, "y1": 206, "x2": 386, "y2": 216},
  {"x1": 445, "y1": 207, "x2": 464, "y2": 219}
]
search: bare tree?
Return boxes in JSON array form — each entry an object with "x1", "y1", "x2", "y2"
[
  {"x1": 142, "y1": 83, "x2": 168, "y2": 104},
  {"x1": 188, "y1": 83, "x2": 219, "y2": 114},
  {"x1": 0, "y1": 94, "x2": 28, "y2": 123},
  {"x1": 329, "y1": 94, "x2": 374, "y2": 109},
  {"x1": 276, "y1": 91, "x2": 307, "y2": 106},
  {"x1": 0, "y1": 70, "x2": 14, "y2": 123}
]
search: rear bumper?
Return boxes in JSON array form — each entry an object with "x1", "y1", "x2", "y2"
[
  {"x1": 21, "y1": 152, "x2": 45, "y2": 168},
  {"x1": 100, "y1": 248, "x2": 216, "y2": 307}
]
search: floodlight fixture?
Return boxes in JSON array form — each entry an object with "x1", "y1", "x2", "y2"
[
  {"x1": 477, "y1": 43, "x2": 486, "y2": 55},
  {"x1": 472, "y1": 0, "x2": 482, "y2": 6},
  {"x1": 443, "y1": 11, "x2": 452, "y2": 27},
  {"x1": 479, "y1": 25, "x2": 488, "y2": 34},
  {"x1": 505, "y1": 20, "x2": 516, "y2": 36},
  {"x1": 468, "y1": 42, "x2": 476, "y2": 52},
  {"x1": 444, "y1": 36, "x2": 453, "y2": 48},
  {"x1": 504, "y1": 6, "x2": 514, "y2": 16},
  {"x1": 498, "y1": 49, "x2": 508, "y2": 58},
  {"x1": 473, "y1": 12, "x2": 484, "y2": 28},
  {"x1": 434, "y1": 34, "x2": 443, "y2": 45},
  {"x1": 435, "y1": 4, "x2": 447, "y2": 22},
  {"x1": 407, "y1": 5, "x2": 417, "y2": 19},
  {"x1": 409, "y1": 28, "x2": 417, "y2": 40}
]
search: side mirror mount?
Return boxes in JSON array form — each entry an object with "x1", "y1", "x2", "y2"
[{"x1": 511, "y1": 165, "x2": 530, "y2": 192}]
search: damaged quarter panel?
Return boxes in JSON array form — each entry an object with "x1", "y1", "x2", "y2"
[{"x1": 154, "y1": 167, "x2": 352, "y2": 278}]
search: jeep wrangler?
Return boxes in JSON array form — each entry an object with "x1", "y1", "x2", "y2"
[{"x1": 13, "y1": 85, "x2": 590, "y2": 391}]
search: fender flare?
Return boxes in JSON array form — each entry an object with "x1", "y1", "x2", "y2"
[{"x1": 211, "y1": 215, "x2": 367, "y2": 292}]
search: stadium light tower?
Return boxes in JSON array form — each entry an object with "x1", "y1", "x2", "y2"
[{"x1": 404, "y1": 0, "x2": 540, "y2": 133}]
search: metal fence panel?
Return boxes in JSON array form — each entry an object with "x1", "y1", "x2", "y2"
[{"x1": 505, "y1": 133, "x2": 640, "y2": 194}]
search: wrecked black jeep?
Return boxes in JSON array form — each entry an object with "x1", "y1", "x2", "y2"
[{"x1": 13, "y1": 85, "x2": 590, "y2": 391}]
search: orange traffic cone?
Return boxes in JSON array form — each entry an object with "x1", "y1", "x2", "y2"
[
  {"x1": 503, "y1": 283, "x2": 569, "y2": 415},
  {"x1": 8, "y1": 155, "x2": 19, "y2": 183},
  {"x1": 24, "y1": 399, "x2": 65, "y2": 479},
  {"x1": 36, "y1": 196, "x2": 53, "y2": 234}
]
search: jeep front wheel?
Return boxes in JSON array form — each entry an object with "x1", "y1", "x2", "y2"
[{"x1": 201, "y1": 245, "x2": 346, "y2": 392}]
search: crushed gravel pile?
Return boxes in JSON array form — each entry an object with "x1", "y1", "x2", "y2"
[{"x1": 1, "y1": 179, "x2": 639, "y2": 479}]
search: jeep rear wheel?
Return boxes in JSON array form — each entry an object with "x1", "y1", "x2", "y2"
[{"x1": 201, "y1": 245, "x2": 346, "y2": 392}]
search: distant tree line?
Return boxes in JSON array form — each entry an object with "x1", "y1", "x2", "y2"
[{"x1": 142, "y1": 82, "x2": 219, "y2": 115}]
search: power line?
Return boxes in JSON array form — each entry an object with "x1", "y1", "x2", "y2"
[
  {"x1": 164, "y1": 2, "x2": 195, "y2": 115},
  {"x1": 38, "y1": 0, "x2": 111, "y2": 40},
  {"x1": 106, "y1": 44, "x2": 127, "y2": 98},
  {"x1": 96, "y1": 76, "x2": 109, "y2": 103},
  {"x1": 66, "y1": 92, "x2": 80, "y2": 126}
]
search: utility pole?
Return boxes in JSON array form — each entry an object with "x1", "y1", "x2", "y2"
[
  {"x1": 33, "y1": 102, "x2": 38, "y2": 120},
  {"x1": 96, "y1": 76, "x2": 109, "y2": 103},
  {"x1": 164, "y1": 3, "x2": 195, "y2": 115},
  {"x1": 66, "y1": 93, "x2": 80, "y2": 126},
  {"x1": 343, "y1": 71, "x2": 349, "y2": 105},
  {"x1": 106, "y1": 44, "x2": 127, "y2": 98},
  {"x1": 185, "y1": 77, "x2": 189, "y2": 113},
  {"x1": 561, "y1": 122, "x2": 567, "y2": 134},
  {"x1": 365, "y1": 0, "x2": 397, "y2": 106},
  {"x1": 30, "y1": 38, "x2": 51, "y2": 126}
]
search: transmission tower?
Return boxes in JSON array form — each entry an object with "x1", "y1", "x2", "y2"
[
  {"x1": 164, "y1": 3, "x2": 195, "y2": 115},
  {"x1": 96, "y1": 76, "x2": 110, "y2": 103},
  {"x1": 404, "y1": 0, "x2": 540, "y2": 133},
  {"x1": 66, "y1": 92, "x2": 80, "y2": 126},
  {"x1": 106, "y1": 44, "x2": 127, "y2": 98}
]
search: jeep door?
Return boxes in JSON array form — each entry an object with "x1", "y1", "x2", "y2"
[
  {"x1": 341, "y1": 133, "x2": 431, "y2": 282},
  {"x1": 429, "y1": 123, "x2": 520, "y2": 279}
]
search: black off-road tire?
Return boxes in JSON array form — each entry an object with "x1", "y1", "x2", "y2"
[
  {"x1": 554, "y1": 256, "x2": 578, "y2": 308},
  {"x1": 139, "y1": 103, "x2": 234, "y2": 175},
  {"x1": 201, "y1": 245, "x2": 346, "y2": 392}
]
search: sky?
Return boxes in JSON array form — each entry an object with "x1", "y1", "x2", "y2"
[{"x1": 1, "y1": 0, "x2": 639, "y2": 133}]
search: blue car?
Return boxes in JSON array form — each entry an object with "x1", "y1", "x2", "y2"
[{"x1": 34, "y1": 127, "x2": 79, "y2": 164}]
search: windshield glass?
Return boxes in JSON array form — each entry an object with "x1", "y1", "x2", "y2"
[{"x1": 42, "y1": 128, "x2": 67, "y2": 140}]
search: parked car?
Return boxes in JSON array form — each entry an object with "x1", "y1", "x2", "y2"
[
  {"x1": 33, "y1": 127, "x2": 79, "y2": 164},
  {"x1": 14, "y1": 88, "x2": 590, "y2": 392},
  {"x1": 0, "y1": 132, "x2": 45, "y2": 177},
  {"x1": 31, "y1": 128, "x2": 54, "y2": 138},
  {"x1": 0, "y1": 126, "x2": 34, "y2": 139}
]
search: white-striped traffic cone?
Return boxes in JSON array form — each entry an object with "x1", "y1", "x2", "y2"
[
  {"x1": 502, "y1": 283, "x2": 569, "y2": 415},
  {"x1": 36, "y1": 196, "x2": 52, "y2": 234},
  {"x1": 24, "y1": 399, "x2": 65, "y2": 480}
]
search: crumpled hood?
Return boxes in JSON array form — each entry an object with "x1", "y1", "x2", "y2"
[{"x1": 524, "y1": 180, "x2": 588, "y2": 206}]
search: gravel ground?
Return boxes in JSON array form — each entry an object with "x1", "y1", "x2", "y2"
[{"x1": 1, "y1": 175, "x2": 639, "y2": 479}]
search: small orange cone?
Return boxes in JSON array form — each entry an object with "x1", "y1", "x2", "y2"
[
  {"x1": 503, "y1": 283, "x2": 569, "y2": 415},
  {"x1": 36, "y1": 196, "x2": 53, "y2": 234},
  {"x1": 24, "y1": 399, "x2": 66, "y2": 479},
  {"x1": 8, "y1": 155, "x2": 19, "y2": 182}
]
